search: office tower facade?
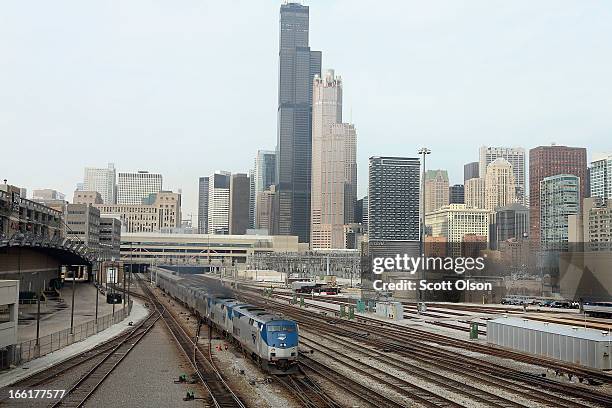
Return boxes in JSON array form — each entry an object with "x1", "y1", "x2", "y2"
[
  {"x1": 229, "y1": 173, "x2": 250, "y2": 235},
  {"x1": 198, "y1": 177, "x2": 209, "y2": 234},
  {"x1": 479, "y1": 146, "x2": 526, "y2": 203},
  {"x1": 590, "y1": 153, "x2": 612, "y2": 199},
  {"x1": 426, "y1": 204, "x2": 492, "y2": 242},
  {"x1": 495, "y1": 203, "x2": 529, "y2": 242},
  {"x1": 208, "y1": 171, "x2": 231, "y2": 235},
  {"x1": 449, "y1": 184, "x2": 465, "y2": 204},
  {"x1": 117, "y1": 171, "x2": 162, "y2": 205},
  {"x1": 310, "y1": 70, "x2": 357, "y2": 248},
  {"x1": 96, "y1": 191, "x2": 181, "y2": 233},
  {"x1": 84, "y1": 163, "x2": 116, "y2": 204},
  {"x1": 276, "y1": 2, "x2": 322, "y2": 243},
  {"x1": 540, "y1": 175, "x2": 580, "y2": 246},
  {"x1": 73, "y1": 191, "x2": 103, "y2": 205},
  {"x1": 251, "y1": 150, "x2": 277, "y2": 228},
  {"x1": 464, "y1": 161, "x2": 479, "y2": 183},
  {"x1": 256, "y1": 186, "x2": 277, "y2": 234},
  {"x1": 424, "y1": 170, "x2": 449, "y2": 213},
  {"x1": 32, "y1": 189, "x2": 65, "y2": 201},
  {"x1": 529, "y1": 145, "x2": 587, "y2": 243},
  {"x1": 65, "y1": 203, "x2": 100, "y2": 250},
  {"x1": 465, "y1": 177, "x2": 485, "y2": 209},
  {"x1": 484, "y1": 158, "x2": 516, "y2": 211},
  {"x1": 99, "y1": 217, "x2": 121, "y2": 260},
  {"x1": 368, "y1": 157, "x2": 420, "y2": 248}
]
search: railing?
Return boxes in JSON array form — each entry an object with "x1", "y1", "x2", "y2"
[{"x1": 0, "y1": 301, "x2": 132, "y2": 370}]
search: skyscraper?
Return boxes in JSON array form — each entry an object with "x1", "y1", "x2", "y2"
[
  {"x1": 449, "y1": 184, "x2": 465, "y2": 204},
  {"x1": 424, "y1": 170, "x2": 449, "y2": 213},
  {"x1": 484, "y1": 158, "x2": 516, "y2": 211},
  {"x1": 251, "y1": 150, "x2": 277, "y2": 229},
  {"x1": 590, "y1": 153, "x2": 612, "y2": 199},
  {"x1": 198, "y1": 177, "x2": 209, "y2": 234},
  {"x1": 368, "y1": 157, "x2": 420, "y2": 255},
  {"x1": 117, "y1": 171, "x2": 162, "y2": 205},
  {"x1": 529, "y1": 145, "x2": 587, "y2": 243},
  {"x1": 84, "y1": 163, "x2": 116, "y2": 204},
  {"x1": 310, "y1": 70, "x2": 356, "y2": 249},
  {"x1": 464, "y1": 162, "x2": 479, "y2": 183},
  {"x1": 208, "y1": 171, "x2": 231, "y2": 235},
  {"x1": 540, "y1": 175, "x2": 580, "y2": 247},
  {"x1": 276, "y1": 2, "x2": 322, "y2": 243},
  {"x1": 229, "y1": 173, "x2": 250, "y2": 235},
  {"x1": 479, "y1": 146, "x2": 526, "y2": 203}
]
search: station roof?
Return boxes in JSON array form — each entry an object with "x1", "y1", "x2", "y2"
[{"x1": 489, "y1": 316, "x2": 612, "y2": 342}]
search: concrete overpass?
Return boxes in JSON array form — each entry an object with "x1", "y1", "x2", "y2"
[{"x1": 0, "y1": 232, "x2": 94, "y2": 295}]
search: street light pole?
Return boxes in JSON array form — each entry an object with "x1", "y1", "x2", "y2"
[
  {"x1": 70, "y1": 266, "x2": 76, "y2": 335},
  {"x1": 418, "y1": 147, "x2": 431, "y2": 301}
]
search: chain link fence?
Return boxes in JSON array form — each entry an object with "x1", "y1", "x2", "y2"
[{"x1": 0, "y1": 301, "x2": 132, "y2": 370}]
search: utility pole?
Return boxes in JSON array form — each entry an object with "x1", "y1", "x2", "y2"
[{"x1": 418, "y1": 147, "x2": 431, "y2": 301}]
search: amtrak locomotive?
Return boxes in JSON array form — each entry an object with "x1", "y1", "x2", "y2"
[{"x1": 155, "y1": 269, "x2": 299, "y2": 373}]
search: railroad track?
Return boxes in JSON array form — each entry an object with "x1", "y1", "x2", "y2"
[
  {"x1": 275, "y1": 369, "x2": 340, "y2": 408},
  {"x1": 300, "y1": 336, "x2": 465, "y2": 408},
  {"x1": 240, "y1": 291, "x2": 612, "y2": 408},
  {"x1": 300, "y1": 330, "x2": 578, "y2": 408},
  {"x1": 258, "y1": 290, "x2": 612, "y2": 384},
  {"x1": 140, "y1": 282, "x2": 246, "y2": 408},
  {"x1": 3, "y1": 310, "x2": 157, "y2": 400}
]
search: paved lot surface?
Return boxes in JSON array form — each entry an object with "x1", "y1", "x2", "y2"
[
  {"x1": 18, "y1": 282, "x2": 123, "y2": 342},
  {"x1": 85, "y1": 322, "x2": 205, "y2": 407}
]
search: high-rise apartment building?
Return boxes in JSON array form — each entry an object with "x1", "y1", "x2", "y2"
[
  {"x1": 590, "y1": 153, "x2": 612, "y2": 199},
  {"x1": 276, "y1": 2, "x2": 322, "y2": 243},
  {"x1": 465, "y1": 177, "x2": 485, "y2": 209},
  {"x1": 449, "y1": 184, "x2": 465, "y2": 204},
  {"x1": 529, "y1": 145, "x2": 587, "y2": 243},
  {"x1": 479, "y1": 146, "x2": 526, "y2": 203},
  {"x1": 198, "y1": 177, "x2": 209, "y2": 234},
  {"x1": 310, "y1": 70, "x2": 356, "y2": 249},
  {"x1": 484, "y1": 158, "x2": 516, "y2": 211},
  {"x1": 424, "y1": 170, "x2": 449, "y2": 213},
  {"x1": 208, "y1": 171, "x2": 231, "y2": 235},
  {"x1": 83, "y1": 163, "x2": 116, "y2": 204},
  {"x1": 229, "y1": 173, "x2": 250, "y2": 235},
  {"x1": 540, "y1": 175, "x2": 580, "y2": 246},
  {"x1": 569, "y1": 197, "x2": 612, "y2": 251},
  {"x1": 251, "y1": 150, "x2": 277, "y2": 229},
  {"x1": 464, "y1": 161, "x2": 479, "y2": 183},
  {"x1": 368, "y1": 157, "x2": 420, "y2": 255},
  {"x1": 117, "y1": 171, "x2": 162, "y2": 205}
]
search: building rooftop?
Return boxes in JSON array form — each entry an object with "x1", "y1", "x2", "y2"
[{"x1": 489, "y1": 316, "x2": 612, "y2": 342}]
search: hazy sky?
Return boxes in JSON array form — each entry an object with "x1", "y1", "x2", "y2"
[{"x1": 1, "y1": 1, "x2": 611, "y2": 218}]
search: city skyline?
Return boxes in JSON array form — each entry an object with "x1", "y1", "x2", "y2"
[{"x1": 2, "y1": 1, "x2": 612, "y2": 217}]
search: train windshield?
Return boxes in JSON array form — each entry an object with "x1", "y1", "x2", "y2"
[{"x1": 266, "y1": 324, "x2": 296, "y2": 333}]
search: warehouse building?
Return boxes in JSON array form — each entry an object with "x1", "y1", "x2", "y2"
[{"x1": 487, "y1": 316, "x2": 611, "y2": 370}]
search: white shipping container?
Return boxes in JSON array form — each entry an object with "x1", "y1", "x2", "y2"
[{"x1": 487, "y1": 316, "x2": 612, "y2": 370}]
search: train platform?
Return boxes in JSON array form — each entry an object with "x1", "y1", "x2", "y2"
[
  {"x1": 0, "y1": 298, "x2": 149, "y2": 388},
  {"x1": 17, "y1": 282, "x2": 125, "y2": 342}
]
